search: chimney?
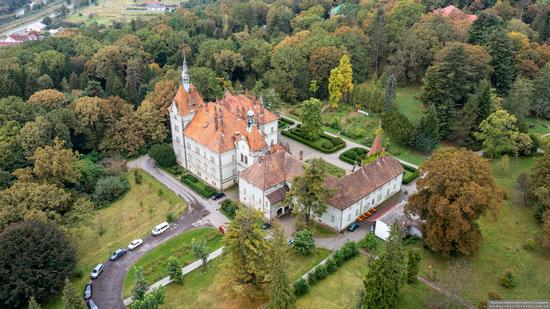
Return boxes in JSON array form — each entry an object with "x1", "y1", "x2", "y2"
[{"x1": 299, "y1": 150, "x2": 303, "y2": 161}]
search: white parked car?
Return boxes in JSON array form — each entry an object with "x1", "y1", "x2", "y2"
[
  {"x1": 152, "y1": 222, "x2": 169, "y2": 236},
  {"x1": 128, "y1": 239, "x2": 143, "y2": 250},
  {"x1": 90, "y1": 263, "x2": 104, "y2": 279}
]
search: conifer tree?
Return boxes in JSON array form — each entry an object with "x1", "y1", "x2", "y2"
[
  {"x1": 473, "y1": 80, "x2": 494, "y2": 128},
  {"x1": 487, "y1": 30, "x2": 517, "y2": 96},
  {"x1": 106, "y1": 71, "x2": 125, "y2": 98},
  {"x1": 414, "y1": 105, "x2": 439, "y2": 153},
  {"x1": 132, "y1": 267, "x2": 149, "y2": 302},
  {"x1": 62, "y1": 278, "x2": 84, "y2": 309},
  {"x1": 363, "y1": 222, "x2": 405, "y2": 308},
  {"x1": 503, "y1": 77, "x2": 533, "y2": 122},
  {"x1": 300, "y1": 98, "x2": 323, "y2": 140},
  {"x1": 383, "y1": 73, "x2": 397, "y2": 112},
  {"x1": 406, "y1": 250, "x2": 421, "y2": 284},
  {"x1": 222, "y1": 208, "x2": 271, "y2": 300},
  {"x1": 268, "y1": 224, "x2": 295, "y2": 309}
]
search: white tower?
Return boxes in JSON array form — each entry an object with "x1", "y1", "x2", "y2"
[{"x1": 182, "y1": 56, "x2": 190, "y2": 93}]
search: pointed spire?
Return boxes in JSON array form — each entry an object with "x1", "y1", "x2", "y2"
[
  {"x1": 182, "y1": 55, "x2": 190, "y2": 93},
  {"x1": 368, "y1": 127, "x2": 385, "y2": 157}
]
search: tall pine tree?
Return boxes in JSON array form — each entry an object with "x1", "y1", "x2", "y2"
[
  {"x1": 62, "y1": 278, "x2": 84, "y2": 309},
  {"x1": 414, "y1": 105, "x2": 439, "y2": 153},
  {"x1": 503, "y1": 77, "x2": 533, "y2": 122},
  {"x1": 487, "y1": 30, "x2": 517, "y2": 96},
  {"x1": 383, "y1": 73, "x2": 397, "y2": 112},
  {"x1": 421, "y1": 44, "x2": 472, "y2": 138},
  {"x1": 363, "y1": 222, "x2": 405, "y2": 308},
  {"x1": 132, "y1": 267, "x2": 149, "y2": 302},
  {"x1": 222, "y1": 208, "x2": 271, "y2": 300},
  {"x1": 268, "y1": 224, "x2": 295, "y2": 309}
]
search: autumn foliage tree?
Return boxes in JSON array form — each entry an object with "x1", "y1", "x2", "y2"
[
  {"x1": 328, "y1": 55, "x2": 353, "y2": 108},
  {"x1": 406, "y1": 148, "x2": 504, "y2": 256}
]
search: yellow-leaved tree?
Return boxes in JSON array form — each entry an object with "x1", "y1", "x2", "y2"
[{"x1": 328, "y1": 54, "x2": 353, "y2": 109}]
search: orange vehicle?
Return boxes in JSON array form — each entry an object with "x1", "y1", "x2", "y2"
[{"x1": 218, "y1": 225, "x2": 226, "y2": 234}]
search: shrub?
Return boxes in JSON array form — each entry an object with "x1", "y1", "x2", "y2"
[
  {"x1": 340, "y1": 127, "x2": 367, "y2": 140},
  {"x1": 329, "y1": 116, "x2": 341, "y2": 130},
  {"x1": 523, "y1": 239, "x2": 535, "y2": 251},
  {"x1": 93, "y1": 176, "x2": 130, "y2": 207},
  {"x1": 500, "y1": 270, "x2": 516, "y2": 288},
  {"x1": 332, "y1": 250, "x2": 345, "y2": 266},
  {"x1": 313, "y1": 265, "x2": 328, "y2": 281},
  {"x1": 293, "y1": 229, "x2": 315, "y2": 255},
  {"x1": 359, "y1": 233, "x2": 378, "y2": 251},
  {"x1": 325, "y1": 258, "x2": 338, "y2": 274},
  {"x1": 148, "y1": 143, "x2": 176, "y2": 167},
  {"x1": 166, "y1": 212, "x2": 175, "y2": 223},
  {"x1": 220, "y1": 200, "x2": 238, "y2": 219},
  {"x1": 340, "y1": 241, "x2": 358, "y2": 260},
  {"x1": 293, "y1": 278, "x2": 309, "y2": 296},
  {"x1": 134, "y1": 170, "x2": 142, "y2": 184},
  {"x1": 321, "y1": 141, "x2": 334, "y2": 149},
  {"x1": 180, "y1": 174, "x2": 216, "y2": 198}
]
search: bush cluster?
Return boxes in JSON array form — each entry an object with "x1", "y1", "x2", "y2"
[
  {"x1": 402, "y1": 164, "x2": 420, "y2": 184},
  {"x1": 282, "y1": 128, "x2": 345, "y2": 153},
  {"x1": 180, "y1": 174, "x2": 217, "y2": 198},
  {"x1": 92, "y1": 176, "x2": 130, "y2": 208},
  {"x1": 293, "y1": 241, "x2": 359, "y2": 297},
  {"x1": 340, "y1": 127, "x2": 367, "y2": 140},
  {"x1": 339, "y1": 147, "x2": 369, "y2": 164},
  {"x1": 148, "y1": 144, "x2": 176, "y2": 167},
  {"x1": 220, "y1": 199, "x2": 238, "y2": 219}
]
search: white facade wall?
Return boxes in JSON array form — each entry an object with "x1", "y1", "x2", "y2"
[
  {"x1": 316, "y1": 205, "x2": 344, "y2": 231},
  {"x1": 261, "y1": 120, "x2": 278, "y2": 146},
  {"x1": 374, "y1": 220, "x2": 391, "y2": 240},
  {"x1": 239, "y1": 178, "x2": 269, "y2": 219}
]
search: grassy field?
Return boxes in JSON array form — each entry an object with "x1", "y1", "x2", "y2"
[
  {"x1": 395, "y1": 85, "x2": 425, "y2": 124},
  {"x1": 123, "y1": 227, "x2": 223, "y2": 297},
  {"x1": 162, "y1": 248, "x2": 331, "y2": 308},
  {"x1": 66, "y1": 0, "x2": 182, "y2": 25},
  {"x1": 525, "y1": 117, "x2": 550, "y2": 137},
  {"x1": 44, "y1": 170, "x2": 186, "y2": 308},
  {"x1": 296, "y1": 254, "x2": 442, "y2": 309},
  {"x1": 405, "y1": 155, "x2": 550, "y2": 304}
]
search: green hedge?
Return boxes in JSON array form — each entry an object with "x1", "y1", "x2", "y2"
[
  {"x1": 282, "y1": 128, "x2": 345, "y2": 154},
  {"x1": 220, "y1": 199, "x2": 238, "y2": 219},
  {"x1": 339, "y1": 147, "x2": 369, "y2": 164},
  {"x1": 180, "y1": 174, "x2": 217, "y2": 198},
  {"x1": 293, "y1": 241, "x2": 358, "y2": 297},
  {"x1": 401, "y1": 164, "x2": 420, "y2": 184},
  {"x1": 280, "y1": 117, "x2": 295, "y2": 125}
]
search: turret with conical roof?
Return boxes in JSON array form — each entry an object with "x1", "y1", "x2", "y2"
[{"x1": 181, "y1": 56, "x2": 190, "y2": 93}]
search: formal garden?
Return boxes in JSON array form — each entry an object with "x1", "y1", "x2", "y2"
[
  {"x1": 282, "y1": 125, "x2": 346, "y2": 154},
  {"x1": 44, "y1": 170, "x2": 187, "y2": 308},
  {"x1": 162, "y1": 164, "x2": 218, "y2": 199}
]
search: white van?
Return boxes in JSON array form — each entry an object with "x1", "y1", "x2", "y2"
[{"x1": 152, "y1": 222, "x2": 169, "y2": 236}]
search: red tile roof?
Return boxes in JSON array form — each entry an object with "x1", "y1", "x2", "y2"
[
  {"x1": 173, "y1": 84, "x2": 204, "y2": 116},
  {"x1": 368, "y1": 134, "x2": 384, "y2": 157},
  {"x1": 184, "y1": 92, "x2": 278, "y2": 153},
  {"x1": 326, "y1": 156, "x2": 404, "y2": 210},
  {"x1": 434, "y1": 5, "x2": 478, "y2": 22},
  {"x1": 239, "y1": 146, "x2": 304, "y2": 189}
]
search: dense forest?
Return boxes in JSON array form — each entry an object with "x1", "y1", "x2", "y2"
[{"x1": 1, "y1": 0, "x2": 550, "y2": 306}]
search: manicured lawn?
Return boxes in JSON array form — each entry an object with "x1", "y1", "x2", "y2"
[
  {"x1": 306, "y1": 159, "x2": 345, "y2": 177},
  {"x1": 162, "y1": 248, "x2": 331, "y2": 308},
  {"x1": 405, "y1": 155, "x2": 550, "y2": 304},
  {"x1": 123, "y1": 227, "x2": 223, "y2": 298},
  {"x1": 395, "y1": 85, "x2": 424, "y2": 124},
  {"x1": 525, "y1": 117, "x2": 550, "y2": 137},
  {"x1": 43, "y1": 170, "x2": 186, "y2": 308},
  {"x1": 296, "y1": 254, "x2": 440, "y2": 309}
]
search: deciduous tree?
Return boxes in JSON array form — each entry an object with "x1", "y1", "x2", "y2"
[
  {"x1": 27, "y1": 89, "x2": 66, "y2": 111},
  {"x1": 192, "y1": 238, "x2": 209, "y2": 271},
  {"x1": 406, "y1": 148, "x2": 504, "y2": 256},
  {"x1": 166, "y1": 257, "x2": 183, "y2": 284},
  {"x1": 31, "y1": 138, "x2": 80, "y2": 185},
  {"x1": 0, "y1": 220, "x2": 75, "y2": 308}
]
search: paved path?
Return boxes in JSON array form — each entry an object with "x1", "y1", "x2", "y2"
[
  {"x1": 123, "y1": 247, "x2": 225, "y2": 306},
  {"x1": 90, "y1": 157, "x2": 231, "y2": 309},
  {"x1": 91, "y1": 206, "x2": 209, "y2": 309},
  {"x1": 128, "y1": 156, "x2": 230, "y2": 229}
]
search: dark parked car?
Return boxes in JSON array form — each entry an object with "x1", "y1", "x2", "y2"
[
  {"x1": 87, "y1": 299, "x2": 99, "y2": 309},
  {"x1": 262, "y1": 222, "x2": 272, "y2": 229},
  {"x1": 287, "y1": 238, "x2": 295, "y2": 246},
  {"x1": 83, "y1": 282, "x2": 92, "y2": 300},
  {"x1": 347, "y1": 223, "x2": 360, "y2": 232},
  {"x1": 109, "y1": 248, "x2": 126, "y2": 261},
  {"x1": 212, "y1": 192, "x2": 225, "y2": 200}
]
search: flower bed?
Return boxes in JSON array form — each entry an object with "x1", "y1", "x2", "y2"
[
  {"x1": 180, "y1": 174, "x2": 217, "y2": 198},
  {"x1": 282, "y1": 127, "x2": 346, "y2": 154}
]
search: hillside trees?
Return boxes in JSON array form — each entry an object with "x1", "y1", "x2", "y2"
[{"x1": 406, "y1": 148, "x2": 504, "y2": 256}]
